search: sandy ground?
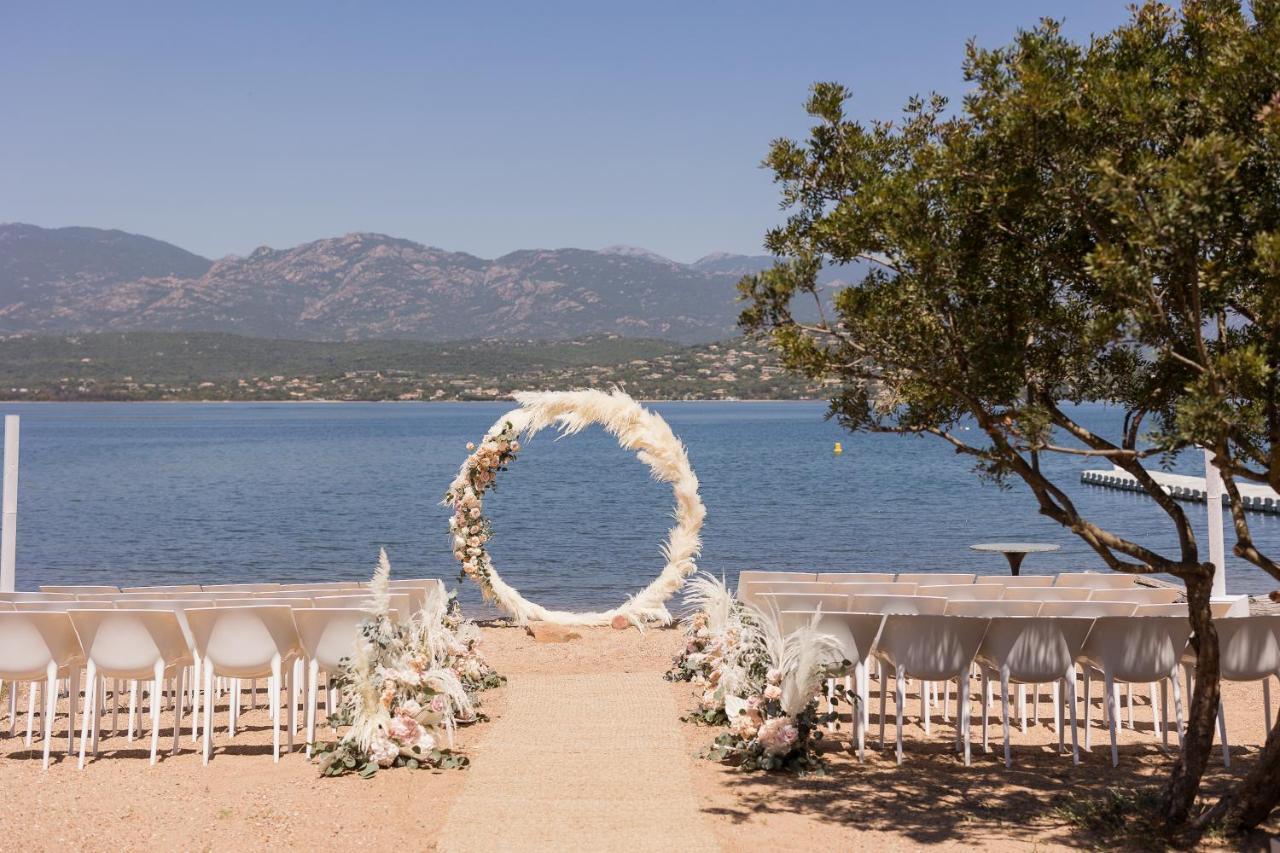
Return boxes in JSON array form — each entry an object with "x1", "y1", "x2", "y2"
[{"x1": 0, "y1": 626, "x2": 1277, "y2": 850}]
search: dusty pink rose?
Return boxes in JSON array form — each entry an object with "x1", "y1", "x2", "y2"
[
  {"x1": 469, "y1": 507, "x2": 481, "y2": 518},
  {"x1": 757, "y1": 716, "x2": 799, "y2": 757},
  {"x1": 766, "y1": 668, "x2": 782, "y2": 685},
  {"x1": 370, "y1": 733, "x2": 400, "y2": 767},
  {"x1": 763, "y1": 684, "x2": 782, "y2": 701},
  {"x1": 388, "y1": 713, "x2": 422, "y2": 745}
]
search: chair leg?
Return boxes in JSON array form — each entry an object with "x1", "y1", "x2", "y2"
[
  {"x1": 202, "y1": 660, "x2": 214, "y2": 765},
  {"x1": 7, "y1": 679, "x2": 16, "y2": 736},
  {"x1": 1017, "y1": 684, "x2": 1026, "y2": 734},
  {"x1": 895, "y1": 666, "x2": 905, "y2": 765},
  {"x1": 1105, "y1": 671, "x2": 1119, "y2": 767},
  {"x1": 306, "y1": 659, "x2": 319, "y2": 759},
  {"x1": 1052, "y1": 680, "x2": 1060, "y2": 736},
  {"x1": 1083, "y1": 666, "x2": 1092, "y2": 751},
  {"x1": 959, "y1": 675, "x2": 971, "y2": 767},
  {"x1": 78, "y1": 663, "x2": 97, "y2": 770},
  {"x1": 1066, "y1": 672, "x2": 1080, "y2": 765},
  {"x1": 229, "y1": 678, "x2": 239, "y2": 738},
  {"x1": 879, "y1": 666, "x2": 888, "y2": 749},
  {"x1": 981, "y1": 669, "x2": 990, "y2": 753},
  {"x1": 1171, "y1": 666, "x2": 1185, "y2": 750},
  {"x1": 150, "y1": 665, "x2": 163, "y2": 766},
  {"x1": 66, "y1": 666, "x2": 79, "y2": 755},
  {"x1": 42, "y1": 663, "x2": 57, "y2": 769},
  {"x1": 285, "y1": 661, "x2": 295, "y2": 753},
  {"x1": 191, "y1": 658, "x2": 201, "y2": 743},
  {"x1": 1264, "y1": 678, "x2": 1272, "y2": 735},
  {"x1": 1217, "y1": 701, "x2": 1230, "y2": 769},
  {"x1": 921, "y1": 678, "x2": 930, "y2": 736},
  {"x1": 1032, "y1": 683, "x2": 1039, "y2": 729},
  {"x1": 1126, "y1": 683, "x2": 1134, "y2": 730},
  {"x1": 271, "y1": 656, "x2": 282, "y2": 762},
  {"x1": 127, "y1": 681, "x2": 138, "y2": 742},
  {"x1": 172, "y1": 667, "x2": 185, "y2": 756},
  {"x1": 855, "y1": 663, "x2": 866, "y2": 762},
  {"x1": 111, "y1": 679, "x2": 119, "y2": 735},
  {"x1": 26, "y1": 683, "x2": 36, "y2": 747},
  {"x1": 1161, "y1": 680, "x2": 1170, "y2": 747},
  {"x1": 1000, "y1": 670, "x2": 1012, "y2": 768}
]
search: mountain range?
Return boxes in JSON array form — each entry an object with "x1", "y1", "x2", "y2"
[{"x1": 0, "y1": 223, "x2": 862, "y2": 343}]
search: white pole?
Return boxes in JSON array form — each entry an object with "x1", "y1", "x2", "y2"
[
  {"x1": 1204, "y1": 447, "x2": 1226, "y2": 598},
  {"x1": 1, "y1": 415, "x2": 17, "y2": 593}
]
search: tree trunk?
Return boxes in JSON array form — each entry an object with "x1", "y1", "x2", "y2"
[
  {"x1": 1160, "y1": 570, "x2": 1221, "y2": 829},
  {"x1": 1199, "y1": 717, "x2": 1280, "y2": 832}
]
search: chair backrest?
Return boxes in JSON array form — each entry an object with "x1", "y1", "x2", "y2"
[
  {"x1": 40, "y1": 585, "x2": 119, "y2": 594},
  {"x1": 121, "y1": 584, "x2": 204, "y2": 594},
  {"x1": 200, "y1": 583, "x2": 283, "y2": 593},
  {"x1": 945, "y1": 599, "x2": 1042, "y2": 618},
  {"x1": 0, "y1": 602, "x2": 12, "y2": 611},
  {"x1": 185, "y1": 606, "x2": 302, "y2": 674},
  {"x1": 278, "y1": 582, "x2": 364, "y2": 591},
  {"x1": 387, "y1": 578, "x2": 444, "y2": 590},
  {"x1": 876, "y1": 615, "x2": 988, "y2": 679},
  {"x1": 1089, "y1": 587, "x2": 1181, "y2": 605},
  {"x1": 1038, "y1": 601, "x2": 1138, "y2": 618},
  {"x1": 312, "y1": 593, "x2": 414, "y2": 620},
  {"x1": 0, "y1": 611, "x2": 83, "y2": 679},
  {"x1": 0, "y1": 591, "x2": 75, "y2": 602},
  {"x1": 739, "y1": 570, "x2": 818, "y2": 587},
  {"x1": 1080, "y1": 615, "x2": 1192, "y2": 681},
  {"x1": 977, "y1": 616, "x2": 1094, "y2": 682},
  {"x1": 919, "y1": 584, "x2": 1003, "y2": 602},
  {"x1": 1215, "y1": 615, "x2": 1280, "y2": 681},
  {"x1": 742, "y1": 581, "x2": 827, "y2": 606},
  {"x1": 14, "y1": 600, "x2": 115, "y2": 611},
  {"x1": 757, "y1": 593, "x2": 848, "y2": 616},
  {"x1": 827, "y1": 581, "x2": 918, "y2": 597},
  {"x1": 108, "y1": 599, "x2": 210, "y2": 646},
  {"x1": 776, "y1": 610, "x2": 882, "y2": 666},
  {"x1": 973, "y1": 575, "x2": 1055, "y2": 588},
  {"x1": 69, "y1": 609, "x2": 190, "y2": 676},
  {"x1": 814, "y1": 572, "x2": 895, "y2": 584},
  {"x1": 1002, "y1": 587, "x2": 1093, "y2": 602},
  {"x1": 293, "y1": 608, "x2": 368, "y2": 672},
  {"x1": 895, "y1": 572, "x2": 975, "y2": 585},
  {"x1": 1131, "y1": 603, "x2": 1186, "y2": 617},
  {"x1": 213, "y1": 597, "x2": 314, "y2": 608},
  {"x1": 851, "y1": 594, "x2": 948, "y2": 615},
  {"x1": 74, "y1": 593, "x2": 123, "y2": 601},
  {"x1": 1054, "y1": 572, "x2": 1139, "y2": 589}
]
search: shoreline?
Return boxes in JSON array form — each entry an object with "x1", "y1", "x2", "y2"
[{"x1": 0, "y1": 397, "x2": 830, "y2": 405}]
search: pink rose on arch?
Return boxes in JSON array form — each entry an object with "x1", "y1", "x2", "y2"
[
  {"x1": 757, "y1": 716, "x2": 800, "y2": 757},
  {"x1": 763, "y1": 684, "x2": 782, "y2": 701}
]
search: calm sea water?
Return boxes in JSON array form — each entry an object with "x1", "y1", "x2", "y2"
[{"x1": 2, "y1": 401, "x2": 1277, "y2": 608}]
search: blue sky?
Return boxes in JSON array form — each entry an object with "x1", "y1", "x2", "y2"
[{"x1": 2, "y1": 1, "x2": 1131, "y2": 261}]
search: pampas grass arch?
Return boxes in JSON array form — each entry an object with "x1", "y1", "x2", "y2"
[{"x1": 444, "y1": 389, "x2": 706, "y2": 627}]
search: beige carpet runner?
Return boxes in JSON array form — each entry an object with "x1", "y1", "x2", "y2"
[{"x1": 438, "y1": 672, "x2": 719, "y2": 852}]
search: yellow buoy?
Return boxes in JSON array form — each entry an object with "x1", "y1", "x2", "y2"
[{"x1": 833, "y1": 442, "x2": 843, "y2": 455}]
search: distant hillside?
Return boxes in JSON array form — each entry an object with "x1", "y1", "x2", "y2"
[
  {"x1": 0, "y1": 224, "x2": 857, "y2": 344},
  {"x1": 0, "y1": 332, "x2": 826, "y2": 402}
]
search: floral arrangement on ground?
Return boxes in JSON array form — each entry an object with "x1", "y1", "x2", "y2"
[
  {"x1": 669, "y1": 573, "x2": 849, "y2": 773},
  {"x1": 312, "y1": 550, "x2": 504, "y2": 777}
]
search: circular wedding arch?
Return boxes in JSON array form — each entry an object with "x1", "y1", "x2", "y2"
[{"x1": 443, "y1": 389, "x2": 705, "y2": 627}]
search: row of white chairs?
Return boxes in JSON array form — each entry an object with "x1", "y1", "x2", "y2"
[
  {"x1": 740, "y1": 570, "x2": 1149, "y2": 589},
  {"x1": 768, "y1": 598, "x2": 1276, "y2": 769},
  {"x1": 743, "y1": 581, "x2": 1183, "y2": 610},
  {"x1": 0, "y1": 578, "x2": 442, "y2": 768}
]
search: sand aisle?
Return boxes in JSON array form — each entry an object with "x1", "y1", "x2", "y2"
[{"x1": 437, "y1": 670, "x2": 719, "y2": 852}]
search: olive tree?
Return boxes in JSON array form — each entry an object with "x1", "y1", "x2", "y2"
[{"x1": 739, "y1": 0, "x2": 1279, "y2": 834}]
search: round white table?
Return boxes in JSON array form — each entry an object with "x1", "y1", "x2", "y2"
[{"x1": 970, "y1": 542, "x2": 1061, "y2": 576}]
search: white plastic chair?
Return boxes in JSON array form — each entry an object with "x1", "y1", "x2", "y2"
[
  {"x1": 293, "y1": 608, "x2": 367, "y2": 757},
  {"x1": 278, "y1": 582, "x2": 364, "y2": 591},
  {"x1": 827, "y1": 582, "x2": 919, "y2": 597},
  {"x1": 756, "y1": 593, "x2": 848, "y2": 616},
  {"x1": 920, "y1": 584, "x2": 1003, "y2": 602},
  {"x1": 1002, "y1": 588, "x2": 1093, "y2": 603},
  {"x1": 1054, "y1": 573, "x2": 1140, "y2": 589},
  {"x1": 1078, "y1": 615, "x2": 1192, "y2": 765},
  {"x1": 873, "y1": 615, "x2": 988, "y2": 764},
  {"x1": 70, "y1": 609, "x2": 193, "y2": 766},
  {"x1": 974, "y1": 575, "x2": 1055, "y2": 588},
  {"x1": 741, "y1": 581, "x2": 828, "y2": 607},
  {"x1": 815, "y1": 572, "x2": 894, "y2": 583},
  {"x1": 40, "y1": 585, "x2": 119, "y2": 594},
  {"x1": 312, "y1": 593, "x2": 413, "y2": 623},
  {"x1": 975, "y1": 616, "x2": 1093, "y2": 766},
  {"x1": 739, "y1": 570, "x2": 817, "y2": 586},
  {"x1": 0, "y1": 592, "x2": 75, "y2": 602},
  {"x1": 0, "y1": 612, "x2": 84, "y2": 768},
  {"x1": 200, "y1": 583, "x2": 283, "y2": 593},
  {"x1": 851, "y1": 594, "x2": 948, "y2": 616},
  {"x1": 186, "y1": 606, "x2": 303, "y2": 764},
  {"x1": 121, "y1": 585, "x2": 204, "y2": 594},
  {"x1": 1089, "y1": 587, "x2": 1181, "y2": 605},
  {"x1": 945, "y1": 600, "x2": 1041, "y2": 617},
  {"x1": 1210, "y1": 615, "x2": 1280, "y2": 768},
  {"x1": 896, "y1": 572, "x2": 975, "y2": 585}
]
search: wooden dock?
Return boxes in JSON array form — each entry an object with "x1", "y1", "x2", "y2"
[{"x1": 1081, "y1": 468, "x2": 1280, "y2": 515}]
